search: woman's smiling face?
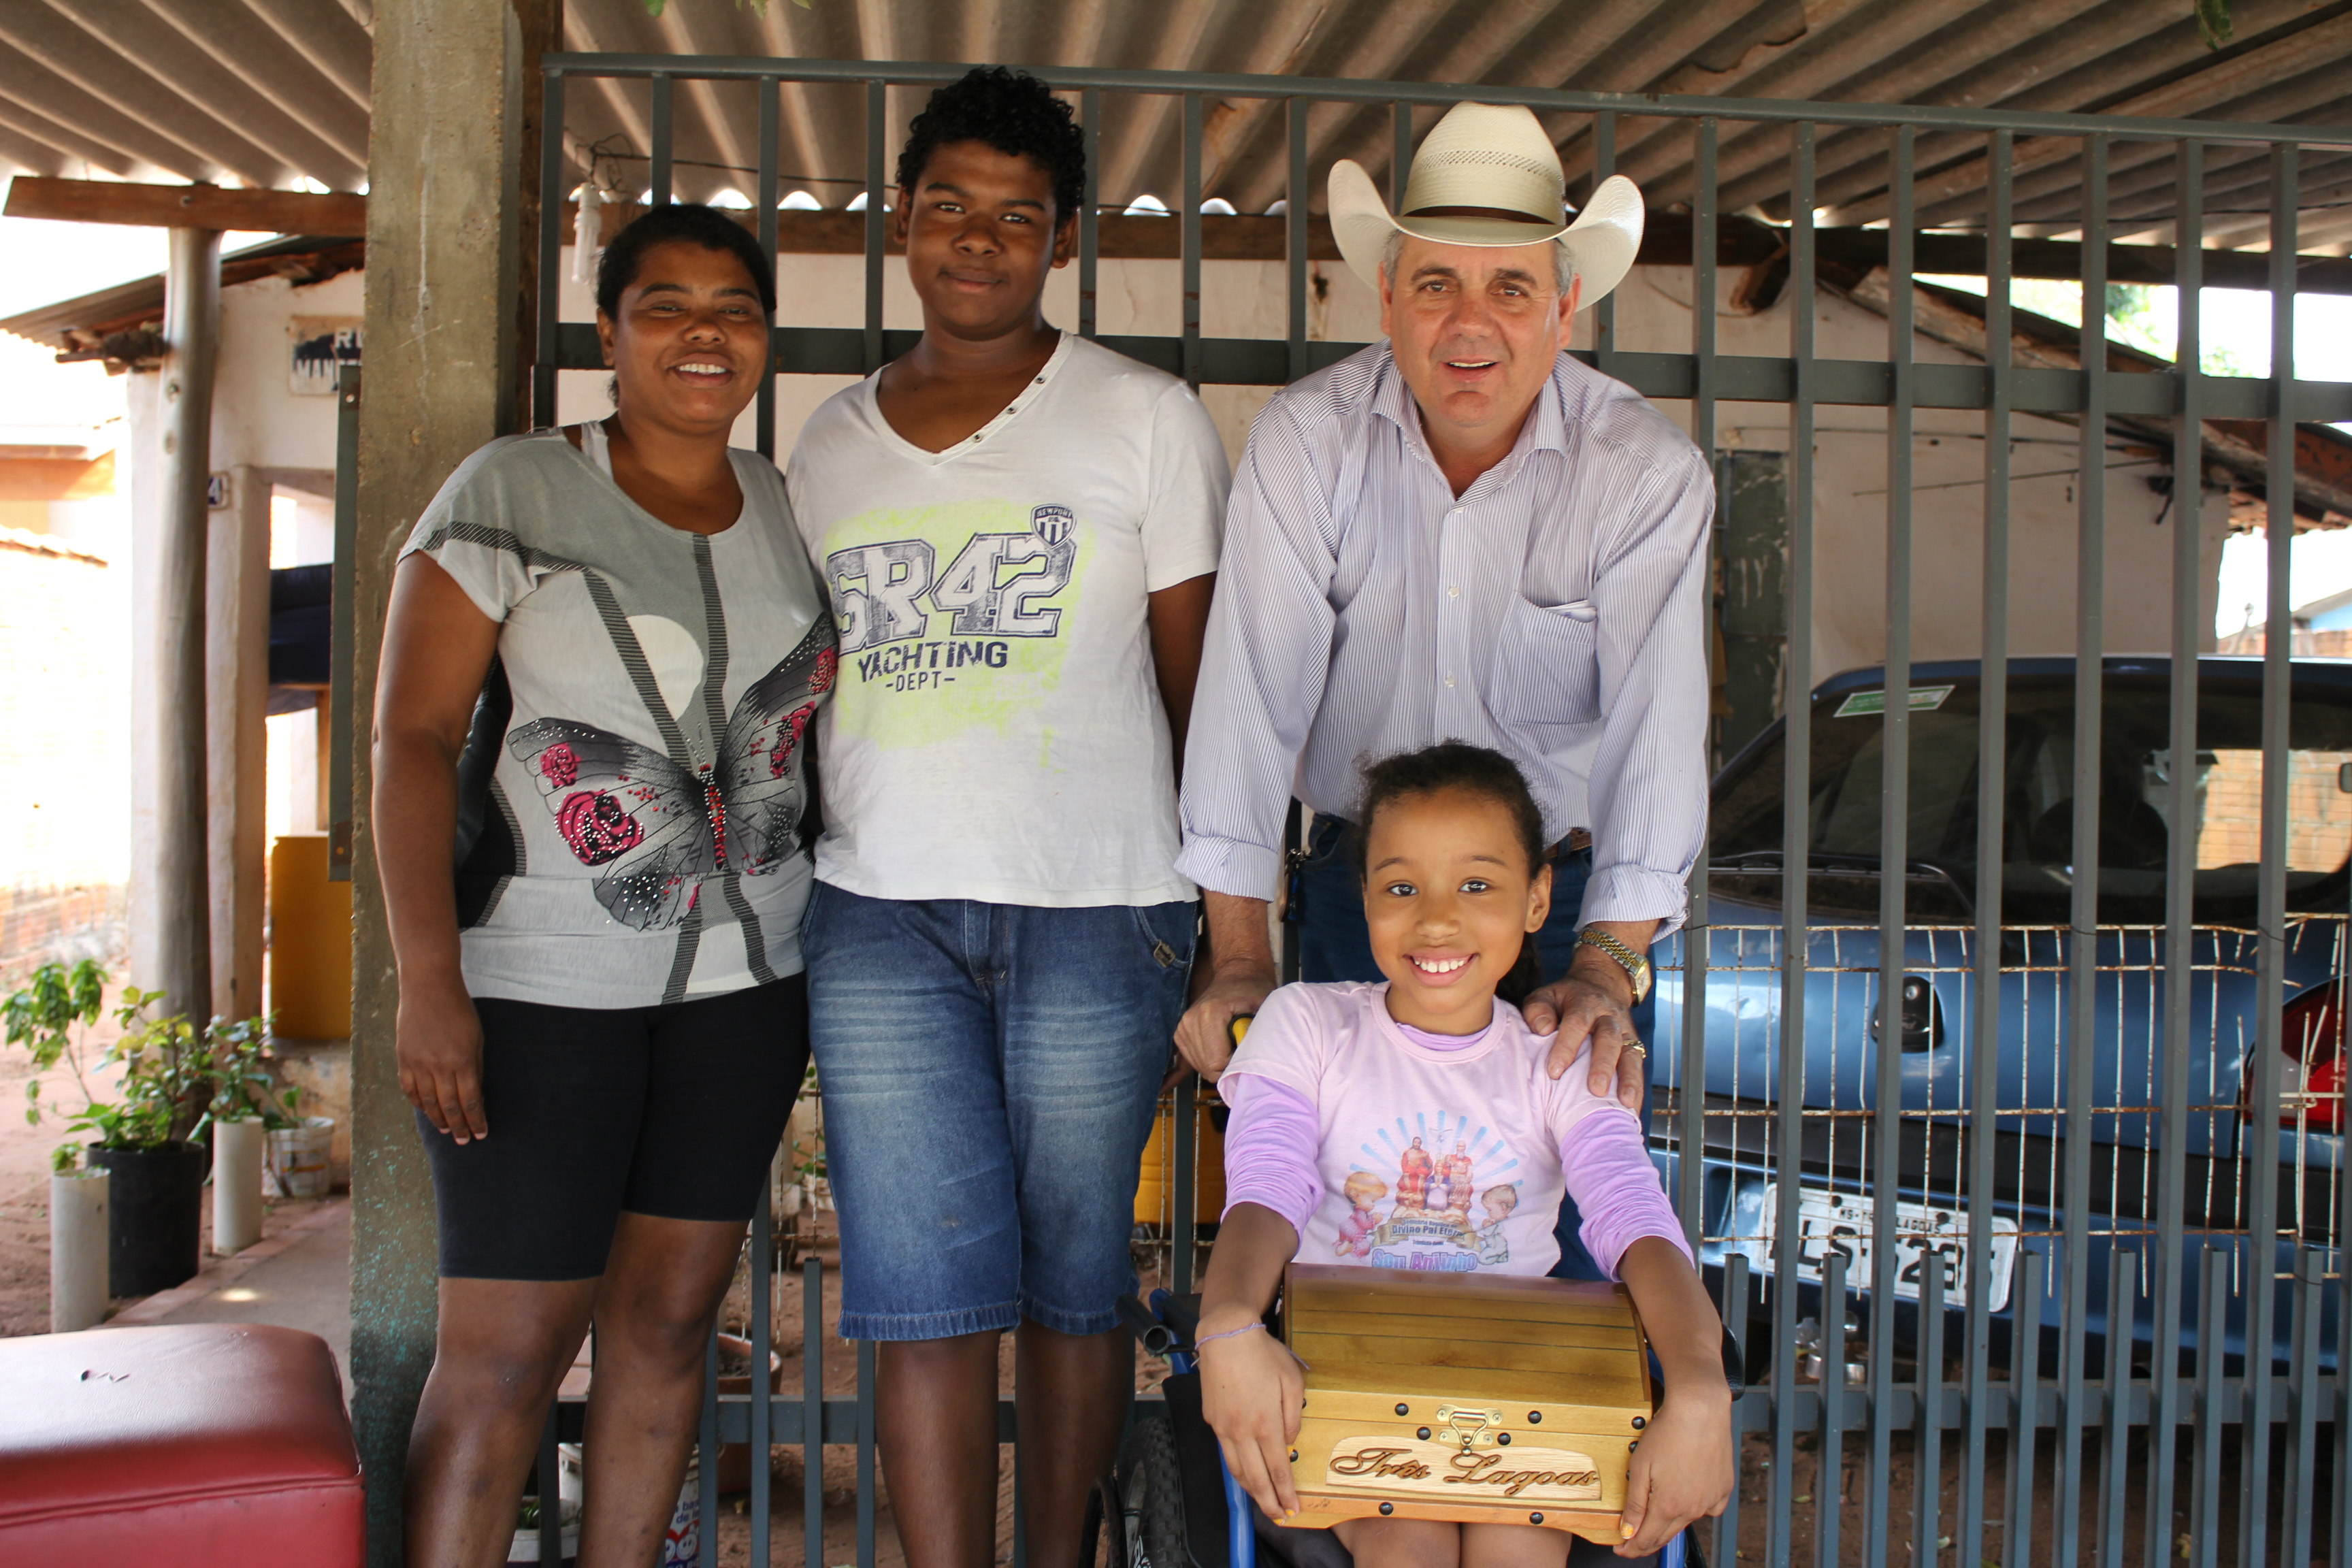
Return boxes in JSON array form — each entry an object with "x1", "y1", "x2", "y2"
[
  {"x1": 596, "y1": 238, "x2": 768, "y2": 432},
  {"x1": 1361, "y1": 787, "x2": 1551, "y2": 1036}
]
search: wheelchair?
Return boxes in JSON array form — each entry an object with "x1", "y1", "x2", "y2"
[{"x1": 1090, "y1": 1289, "x2": 1743, "y2": 1568}]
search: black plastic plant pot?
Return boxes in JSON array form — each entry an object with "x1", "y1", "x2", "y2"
[{"x1": 86, "y1": 1141, "x2": 207, "y2": 1297}]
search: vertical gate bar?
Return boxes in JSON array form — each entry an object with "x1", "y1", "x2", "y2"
[
  {"x1": 650, "y1": 74, "x2": 673, "y2": 204},
  {"x1": 536, "y1": 1401, "x2": 561, "y2": 1566},
  {"x1": 2332, "y1": 1272, "x2": 2349, "y2": 1568},
  {"x1": 1912, "y1": 1262, "x2": 1946, "y2": 1568},
  {"x1": 858, "y1": 1339, "x2": 878, "y2": 1568},
  {"x1": 750, "y1": 1184, "x2": 773, "y2": 1568},
  {"x1": 1079, "y1": 87, "x2": 1100, "y2": 340},
  {"x1": 1593, "y1": 111, "x2": 1618, "y2": 377},
  {"x1": 2059, "y1": 132, "x2": 2109, "y2": 1568},
  {"x1": 328, "y1": 366, "x2": 359, "y2": 881},
  {"x1": 1767, "y1": 117, "x2": 1817, "y2": 1568},
  {"x1": 700, "y1": 1331, "x2": 721, "y2": 1568},
  {"x1": 534, "y1": 68, "x2": 566, "y2": 429},
  {"x1": 1869, "y1": 121, "x2": 1916, "y2": 1568},
  {"x1": 1679, "y1": 115, "x2": 1716, "y2": 1247},
  {"x1": 2004, "y1": 1248, "x2": 2046, "y2": 1568},
  {"x1": 755, "y1": 76, "x2": 779, "y2": 461},
  {"x1": 804, "y1": 1256, "x2": 824, "y2": 1568},
  {"x1": 1287, "y1": 97, "x2": 1308, "y2": 381},
  {"x1": 1173, "y1": 1077, "x2": 1198, "y2": 1294},
  {"x1": 1816, "y1": 1249, "x2": 1848, "y2": 1568},
  {"x1": 1714, "y1": 1252, "x2": 1750, "y2": 1568},
  {"x1": 1963, "y1": 129, "x2": 2013, "y2": 1568},
  {"x1": 2283, "y1": 1249, "x2": 2323, "y2": 1568},
  {"x1": 2094, "y1": 1250, "x2": 2134, "y2": 1564},
  {"x1": 1282, "y1": 800, "x2": 1303, "y2": 984},
  {"x1": 1390, "y1": 100, "x2": 1412, "y2": 208},
  {"x1": 1182, "y1": 93, "x2": 1203, "y2": 390},
  {"x1": 2242, "y1": 138, "x2": 2298, "y2": 1568},
  {"x1": 864, "y1": 80, "x2": 886, "y2": 374},
  {"x1": 2149, "y1": 134, "x2": 2202, "y2": 1568},
  {"x1": 2187, "y1": 1248, "x2": 2223, "y2": 1568}
]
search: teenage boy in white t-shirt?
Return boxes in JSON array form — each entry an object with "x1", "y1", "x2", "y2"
[{"x1": 784, "y1": 67, "x2": 1230, "y2": 1568}]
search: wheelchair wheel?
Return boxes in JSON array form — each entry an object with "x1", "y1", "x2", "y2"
[{"x1": 1119, "y1": 1414, "x2": 1191, "y2": 1568}]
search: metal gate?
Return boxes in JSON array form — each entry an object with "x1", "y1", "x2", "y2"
[{"x1": 515, "y1": 51, "x2": 2352, "y2": 1568}]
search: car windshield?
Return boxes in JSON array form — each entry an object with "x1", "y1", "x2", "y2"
[{"x1": 1709, "y1": 670, "x2": 2352, "y2": 924}]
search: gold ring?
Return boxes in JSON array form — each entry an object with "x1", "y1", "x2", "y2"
[{"x1": 1627, "y1": 1042, "x2": 1648, "y2": 1060}]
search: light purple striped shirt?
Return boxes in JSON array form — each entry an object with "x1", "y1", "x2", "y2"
[{"x1": 1173, "y1": 341, "x2": 1713, "y2": 935}]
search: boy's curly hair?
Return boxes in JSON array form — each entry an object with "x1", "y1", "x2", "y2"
[{"x1": 896, "y1": 66, "x2": 1085, "y2": 225}]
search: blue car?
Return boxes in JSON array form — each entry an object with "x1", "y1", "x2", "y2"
[{"x1": 1650, "y1": 655, "x2": 2345, "y2": 1364}]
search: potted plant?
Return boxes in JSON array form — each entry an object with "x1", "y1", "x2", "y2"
[
  {"x1": 5, "y1": 962, "x2": 277, "y2": 1298},
  {"x1": 77, "y1": 986, "x2": 218, "y2": 1296},
  {"x1": 5, "y1": 960, "x2": 112, "y2": 1329}
]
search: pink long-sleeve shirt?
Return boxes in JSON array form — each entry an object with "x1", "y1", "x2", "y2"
[{"x1": 1218, "y1": 981, "x2": 1690, "y2": 1279}]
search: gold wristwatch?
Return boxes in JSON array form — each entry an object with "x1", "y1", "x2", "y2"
[{"x1": 1575, "y1": 927, "x2": 1653, "y2": 1004}]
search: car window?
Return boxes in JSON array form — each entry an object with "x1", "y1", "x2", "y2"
[{"x1": 1710, "y1": 671, "x2": 2352, "y2": 923}]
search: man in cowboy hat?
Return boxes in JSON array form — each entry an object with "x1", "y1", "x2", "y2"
[{"x1": 1173, "y1": 102, "x2": 1711, "y2": 1273}]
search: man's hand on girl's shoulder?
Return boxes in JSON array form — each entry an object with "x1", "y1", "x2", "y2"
[{"x1": 1525, "y1": 962, "x2": 1646, "y2": 1110}]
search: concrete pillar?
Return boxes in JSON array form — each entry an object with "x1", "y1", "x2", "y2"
[
  {"x1": 350, "y1": 3, "x2": 559, "y2": 1561},
  {"x1": 210, "y1": 466, "x2": 270, "y2": 1021},
  {"x1": 152, "y1": 227, "x2": 220, "y2": 1023}
]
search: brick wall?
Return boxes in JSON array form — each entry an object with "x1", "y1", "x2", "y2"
[{"x1": 2196, "y1": 748, "x2": 2352, "y2": 872}]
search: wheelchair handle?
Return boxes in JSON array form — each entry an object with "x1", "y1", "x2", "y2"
[{"x1": 1115, "y1": 1293, "x2": 1177, "y2": 1357}]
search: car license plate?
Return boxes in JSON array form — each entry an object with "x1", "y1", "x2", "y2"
[{"x1": 1760, "y1": 1184, "x2": 2019, "y2": 1312}]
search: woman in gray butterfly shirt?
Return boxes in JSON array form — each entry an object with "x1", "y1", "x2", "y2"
[{"x1": 374, "y1": 203, "x2": 832, "y2": 1566}]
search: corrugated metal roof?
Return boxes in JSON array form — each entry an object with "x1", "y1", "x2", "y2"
[{"x1": 0, "y1": 0, "x2": 2346, "y2": 250}]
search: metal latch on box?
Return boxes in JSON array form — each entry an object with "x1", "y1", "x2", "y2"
[{"x1": 1434, "y1": 1405, "x2": 1498, "y2": 1451}]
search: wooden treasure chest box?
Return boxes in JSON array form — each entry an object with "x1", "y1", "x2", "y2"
[{"x1": 1281, "y1": 1263, "x2": 1654, "y2": 1546}]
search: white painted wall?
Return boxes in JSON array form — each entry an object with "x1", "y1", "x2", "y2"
[
  {"x1": 210, "y1": 270, "x2": 363, "y2": 475},
  {"x1": 1601, "y1": 264, "x2": 2228, "y2": 685}
]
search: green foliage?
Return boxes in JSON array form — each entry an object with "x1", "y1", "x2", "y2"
[
  {"x1": 2106, "y1": 282, "x2": 2170, "y2": 361},
  {"x1": 5, "y1": 961, "x2": 297, "y2": 1158},
  {"x1": 201, "y1": 1012, "x2": 304, "y2": 1133},
  {"x1": 2103, "y1": 281, "x2": 2258, "y2": 378},
  {"x1": 80, "y1": 988, "x2": 212, "y2": 1151},
  {"x1": 5, "y1": 960, "x2": 107, "y2": 1169},
  {"x1": 2195, "y1": 0, "x2": 2234, "y2": 51}
]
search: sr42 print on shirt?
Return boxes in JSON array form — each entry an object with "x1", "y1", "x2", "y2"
[{"x1": 824, "y1": 501, "x2": 1083, "y2": 720}]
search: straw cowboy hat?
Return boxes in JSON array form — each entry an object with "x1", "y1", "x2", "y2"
[{"x1": 1328, "y1": 101, "x2": 1644, "y2": 308}]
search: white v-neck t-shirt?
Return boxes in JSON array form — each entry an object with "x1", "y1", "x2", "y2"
[{"x1": 785, "y1": 332, "x2": 1229, "y2": 906}]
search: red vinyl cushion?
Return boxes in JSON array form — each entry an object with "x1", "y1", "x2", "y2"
[{"x1": 0, "y1": 1322, "x2": 361, "y2": 1564}]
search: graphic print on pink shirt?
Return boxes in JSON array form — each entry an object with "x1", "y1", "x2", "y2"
[{"x1": 1348, "y1": 1109, "x2": 1534, "y2": 1273}]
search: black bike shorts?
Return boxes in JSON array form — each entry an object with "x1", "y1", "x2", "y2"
[{"x1": 419, "y1": 975, "x2": 808, "y2": 1280}]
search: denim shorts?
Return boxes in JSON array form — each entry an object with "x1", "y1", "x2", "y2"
[{"x1": 803, "y1": 883, "x2": 1194, "y2": 1340}]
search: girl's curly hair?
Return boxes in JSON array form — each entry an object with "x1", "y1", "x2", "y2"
[{"x1": 896, "y1": 66, "x2": 1085, "y2": 224}]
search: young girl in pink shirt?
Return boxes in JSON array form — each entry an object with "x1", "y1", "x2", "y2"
[{"x1": 1194, "y1": 743, "x2": 1734, "y2": 1566}]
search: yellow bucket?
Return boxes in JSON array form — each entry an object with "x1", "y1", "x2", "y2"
[{"x1": 1132, "y1": 1080, "x2": 1226, "y2": 1229}]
